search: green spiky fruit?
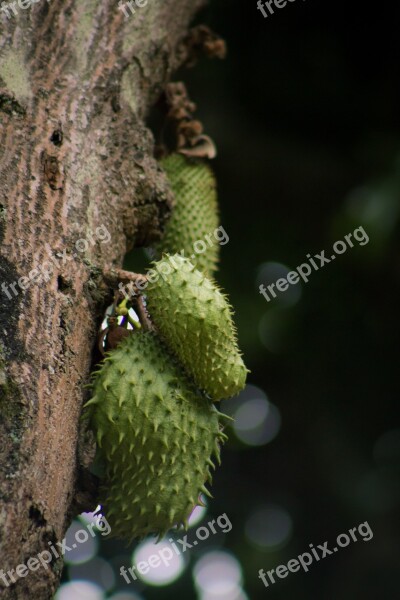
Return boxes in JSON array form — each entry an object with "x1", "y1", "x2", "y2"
[
  {"x1": 84, "y1": 332, "x2": 226, "y2": 541},
  {"x1": 153, "y1": 153, "x2": 220, "y2": 276},
  {"x1": 146, "y1": 254, "x2": 248, "y2": 400}
]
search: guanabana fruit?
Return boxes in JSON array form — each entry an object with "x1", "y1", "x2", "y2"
[
  {"x1": 153, "y1": 153, "x2": 220, "y2": 276},
  {"x1": 84, "y1": 331, "x2": 226, "y2": 541},
  {"x1": 146, "y1": 254, "x2": 248, "y2": 400}
]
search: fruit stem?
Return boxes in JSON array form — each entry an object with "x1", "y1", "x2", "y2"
[{"x1": 135, "y1": 296, "x2": 154, "y2": 332}]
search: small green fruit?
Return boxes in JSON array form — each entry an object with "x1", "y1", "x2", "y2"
[
  {"x1": 84, "y1": 332, "x2": 226, "y2": 541},
  {"x1": 146, "y1": 254, "x2": 248, "y2": 400},
  {"x1": 153, "y1": 154, "x2": 220, "y2": 276}
]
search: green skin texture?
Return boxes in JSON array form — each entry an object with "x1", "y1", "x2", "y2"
[
  {"x1": 85, "y1": 332, "x2": 225, "y2": 541},
  {"x1": 153, "y1": 154, "x2": 220, "y2": 276},
  {"x1": 146, "y1": 255, "x2": 248, "y2": 400}
]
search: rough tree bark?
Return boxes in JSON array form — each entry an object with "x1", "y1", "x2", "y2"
[{"x1": 0, "y1": 1, "x2": 206, "y2": 597}]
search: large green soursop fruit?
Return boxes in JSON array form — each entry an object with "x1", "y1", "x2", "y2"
[
  {"x1": 84, "y1": 332, "x2": 225, "y2": 540},
  {"x1": 154, "y1": 154, "x2": 220, "y2": 276},
  {"x1": 146, "y1": 254, "x2": 248, "y2": 400}
]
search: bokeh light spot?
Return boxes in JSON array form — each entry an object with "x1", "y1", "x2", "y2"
[
  {"x1": 199, "y1": 589, "x2": 249, "y2": 600},
  {"x1": 233, "y1": 398, "x2": 281, "y2": 447},
  {"x1": 69, "y1": 557, "x2": 115, "y2": 592},
  {"x1": 55, "y1": 581, "x2": 104, "y2": 600},
  {"x1": 132, "y1": 539, "x2": 185, "y2": 586},
  {"x1": 221, "y1": 385, "x2": 281, "y2": 447},
  {"x1": 193, "y1": 551, "x2": 242, "y2": 596},
  {"x1": 188, "y1": 502, "x2": 208, "y2": 527},
  {"x1": 64, "y1": 520, "x2": 98, "y2": 565},
  {"x1": 257, "y1": 261, "x2": 302, "y2": 307},
  {"x1": 245, "y1": 505, "x2": 292, "y2": 550},
  {"x1": 109, "y1": 593, "x2": 144, "y2": 600}
]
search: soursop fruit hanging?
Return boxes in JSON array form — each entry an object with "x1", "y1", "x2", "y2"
[
  {"x1": 146, "y1": 254, "x2": 248, "y2": 400},
  {"x1": 153, "y1": 153, "x2": 220, "y2": 276},
  {"x1": 84, "y1": 331, "x2": 226, "y2": 540}
]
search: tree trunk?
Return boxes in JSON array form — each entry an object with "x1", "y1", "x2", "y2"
[{"x1": 0, "y1": 1, "x2": 205, "y2": 597}]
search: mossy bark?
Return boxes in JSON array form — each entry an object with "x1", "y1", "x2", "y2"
[{"x1": 0, "y1": 1, "x2": 205, "y2": 597}]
